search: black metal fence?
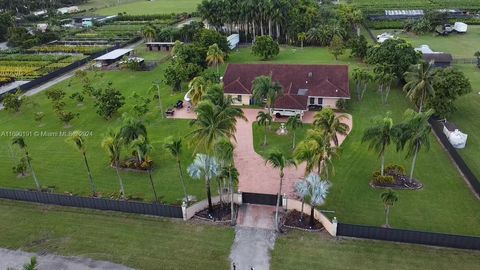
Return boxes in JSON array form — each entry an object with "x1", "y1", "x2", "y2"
[
  {"x1": 429, "y1": 118, "x2": 480, "y2": 196},
  {"x1": 0, "y1": 188, "x2": 183, "y2": 218},
  {"x1": 242, "y1": 192, "x2": 281, "y2": 206},
  {"x1": 337, "y1": 223, "x2": 480, "y2": 250}
]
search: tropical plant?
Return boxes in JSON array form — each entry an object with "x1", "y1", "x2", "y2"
[
  {"x1": 3, "y1": 90, "x2": 24, "y2": 112},
  {"x1": 305, "y1": 129, "x2": 338, "y2": 178},
  {"x1": 293, "y1": 139, "x2": 318, "y2": 176},
  {"x1": 206, "y1": 43, "x2": 224, "y2": 74},
  {"x1": 252, "y1": 35, "x2": 279, "y2": 60},
  {"x1": 66, "y1": 131, "x2": 97, "y2": 196},
  {"x1": 397, "y1": 109, "x2": 434, "y2": 181},
  {"x1": 313, "y1": 108, "x2": 349, "y2": 146},
  {"x1": 252, "y1": 75, "x2": 283, "y2": 115},
  {"x1": 120, "y1": 114, "x2": 148, "y2": 145},
  {"x1": 33, "y1": 111, "x2": 45, "y2": 125},
  {"x1": 381, "y1": 189, "x2": 398, "y2": 228},
  {"x1": 295, "y1": 173, "x2": 331, "y2": 228},
  {"x1": 352, "y1": 67, "x2": 372, "y2": 101},
  {"x1": 101, "y1": 129, "x2": 126, "y2": 198},
  {"x1": 12, "y1": 136, "x2": 40, "y2": 191},
  {"x1": 256, "y1": 111, "x2": 273, "y2": 146},
  {"x1": 22, "y1": 256, "x2": 38, "y2": 270},
  {"x1": 131, "y1": 135, "x2": 158, "y2": 203},
  {"x1": 148, "y1": 81, "x2": 163, "y2": 117},
  {"x1": 265, "y1": 150, "x2": 296, "y2": 231},
  {"x1": 56, "y1": 110, "x2": 78, "y2": 127},
  {"x1": 361, "y1": 113, "x2": 397, "y2": 176},
  {"x1": 164, "y1": 136, "x2": 189, "y2": 204},
  {"x1": 188, "y1": 76, "x2": 209, "y2": 106},
  {"x1": 475, "y1": 51, "x2": 480, "y2": 68},
  {"x1": 403, "y1": 60, "x2": 436, "y2": 112},
  {"x1": 297, "y1": 32, "x2": 306, "y2": 49},
  {"x1": 214, "y1": 138, "x2": 238, "y2": 225},
  {"x1": 142, "y1": 25, "x2": 156, "y2": 42},
  {"x1": 94, "y1": 85, "x2": 125, "y2": 119},
  {"x1": 329, "y1": 34, "x2": 344, "y2": 60},
  {"x1": 286, "y1": 114, "x2": 303, "y2": 149},
  {"x1": 188, "y1": 153, "x2": 220, "y2": 216}
]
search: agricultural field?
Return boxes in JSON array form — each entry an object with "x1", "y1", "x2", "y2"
[
  {"x1": 226, "y1": 47, "x2": 480, "y2": 236},
  {"x1": 350, "y1": 0, "x2": 480, "y2": 11},
  {"x1": 82, "y1": 0, "x2": 202, "y2": 16}
]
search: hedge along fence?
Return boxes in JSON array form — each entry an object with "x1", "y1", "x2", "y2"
[
  {"x1": 429, "y1": 117, "x2": 480, "y2": 197},
  {"x1": 0, "y1": 188, "x2": 183, "y2": 218},
  {"x1": 282, "y1": 197, "x2": 337, "y2": 236},
  {"x1": 0, "y1": 36, "x2": 142, "y2": 101},
  {"x1": 337, "y1": 223, "x2": 480, "y2": 250}
]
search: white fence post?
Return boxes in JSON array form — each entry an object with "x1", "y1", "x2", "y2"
[
  {"x1": 332, "y1": 217, "x2": 338, "y2": 236},
  {"x1": 282, "y1": 193, "x2": 288, "y2": 210},
  {"x1": 182, "y1": 201, "x2": 187, "y2": 221}
]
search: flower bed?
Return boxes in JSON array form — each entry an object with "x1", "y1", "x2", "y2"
[
  {"x1": 195, "y1": 202, "x2": 236, "y2": 222},
  {"x1": 370, "y1": 164, "x2": 423, "y2": 190},
  {"x1": 283, "y1": 210, "x2": 324, "y2": 231}
]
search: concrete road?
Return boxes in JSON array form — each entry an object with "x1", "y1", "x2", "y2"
[{"x1": 0, "y1": 248, "x2": 133, "y2": 270}]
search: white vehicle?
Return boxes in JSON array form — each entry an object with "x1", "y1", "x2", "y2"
[{"x1": 273, "y1": 109, "x2": 303, "y2": 118}]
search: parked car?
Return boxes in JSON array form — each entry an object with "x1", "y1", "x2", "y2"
[{"x1": 273, "y1": 109, "x2": 303, "y2": 118}]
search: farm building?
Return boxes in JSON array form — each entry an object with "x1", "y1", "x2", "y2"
[
  {"x1": 145, "y1": 42, "x2": 177, "y2": 52},
  {"x1": 57, "y1": 6, "x2": 80, "y2": 15},
  {"x1": 223, "y1": 64, "x2": 350, "y2": 116},
  {"x1": 94, "y1": 49, "x2": 133, "y2": 67}
]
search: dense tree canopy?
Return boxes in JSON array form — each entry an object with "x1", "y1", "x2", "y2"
[{"x1": 252, "y1": 35, "x2": 279, "y2": 60}]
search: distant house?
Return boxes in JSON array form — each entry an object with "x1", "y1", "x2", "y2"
[
  {"x1": 422, "y1": 53, "x2": 453, "y2": 67},
  {"x1": 57, "y1": 6, "x2": 80, "y2": 15},
  {"x1": 94, "y1": 49, "x2": 133, "y2": 67},
  {"x1": 223, "y1": 64, "x2": 350, "y2": 116},
  {"x1": 145, "y1": 42, "x2": 177, "y2": 52}
]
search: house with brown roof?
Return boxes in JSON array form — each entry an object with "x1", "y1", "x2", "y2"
[{"x1": 223, "y1": 64, "x2": 350, "y2": 116}]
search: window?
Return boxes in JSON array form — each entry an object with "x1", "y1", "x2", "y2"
[
  {"x1": 237, "y1": 95, "x2": 242, "y2": 102},
  {"x1": 317, "y1": 98, "x2": 323, "y2": 105},
  {"x1": 309, "y1": 97, "x2": 315, "y2": 105}
]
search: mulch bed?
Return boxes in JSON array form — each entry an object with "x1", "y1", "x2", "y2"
[
  {"x1": 370, "y1": 174, "x2": 423, "y2": 190},
  {"x1": 195, "y1": 202, "x2": 237, "y2": 222},
  {"x1": 282, "y1": 210, "x2": 324, "y2": 231}
]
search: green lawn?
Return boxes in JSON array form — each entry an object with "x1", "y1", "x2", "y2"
[
  {"x1": 372, "y1": 26, "x2": 480, "y2": 59},
  {"x1": 0, "y1": 200, "x2": 234, "y2": 270},
  {"x1": 253, "y1": 123, "x2": 311, "y2": 159},
  {"x1": 0, "y1": 62, "x2": 207, "y2": 205},
  {"x1": 133, "y1": 43, "x2": 170, "y2": 62},
  {"x1": 271, "y1": 231, "x2": 480, "y2": 270},
  {"x1": 82, "y1": 0, "x2": 202, "y2": 15},
  {"x1": 234, "y1": 47, "x2": 480, "y2": 236}
]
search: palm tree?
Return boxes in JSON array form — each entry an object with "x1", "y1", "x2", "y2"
[
  {"x1": 148, "y1": 81, "x2": 163, "y2": 118},
  {"x1": 293, "y1": 139, "x2": 318, "y2": 176},
  {"x1": 295, "y1": 173, "x2": 331, "y2": 228},
  {"x1": 305, "y1": 129, "x2": 338, "y2": 178},
  {"x1": 130, "y1": 136, "x2": 159, "y2": 203},
  {"x1": 252, "y1": 75, "x2": 283, "y2": 115},
  {"x1": 381, "y1": 189, "x2": 398, "y2": 228},
  {"x1": 142, "y1": 25, "x2": 156, "y2": 42},
  {"x1": 188, "y1": 153, "x2": 220, "y2": 217},
  {"x1": 120, "y1": 114, "x2": 148, "y2": 145},
  {"x1": 403, "y1": 61, "x2": 436, "y2": 112},
  {"x1": 256, "y1": 111, "x2": 272, "y2": 146},
  {"x1": 297, "y1": 32, "x2": 306, "y2": 48},
  {"x1": 398, "y1": 109, "x2": 434, "y2": 180},
  {"x1": 287, "y1": 115, "x2": 303, "y2": 149},
  {"x1": 164, "y1": 137, "x2": 189, "y2": 204},
  {"x1": 265, "y1": 150, "x2": 296, "y2": 231},
  {"x1": 66, "y1": 131, "x2": 96, "y2": 196},
  {"x1": 294, "y1": 178, "x2": 309, "y2": 222},
  {"x1": 474, "y1": 51, "x2": 480, "y2": 68},
  {"x1": 12, "y1": 136, "x2": 41, "y2": 191},
  {"x1": 313, "y1": 108, "x2": 350, "y2": 146},
  {"x1": 214, "y1": 139, "x2": 238, "y2": 225},
  {"x1": 101, "y1": 129, "x2": 126, "y2": 199},
  {"x1": 206, "y1": 43, "x2": 225, "y2": 74},
  {"x1": 361, "y1": 113, "x2": 396, "y2": 176},
  {"x1": 382, "y1": 72, "x2": 396, "y2": 104},
  {"x1": 188, "y1": 76, "x2": 209, "y2": 107}
]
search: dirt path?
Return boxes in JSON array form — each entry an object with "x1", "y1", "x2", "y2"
[{"x1": 0, "y1": 248, "x2": 133, "y2": 270}]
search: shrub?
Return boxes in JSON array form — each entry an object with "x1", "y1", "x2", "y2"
[
  {"x1": 372, "y1": 173, "x2": 395, "y2": 185},
  {"x1": 12, "y1": 157, "x2": 28, "y2": 176},
  {"x1": 385, "y1": 164, "x2": 405, "y2": 175},
  {"x1": 3, "y1": 90, "x2": 23, "y2": 112},
  {"x1": 252, "y1": 36, "x2": 279, "y2": 60},
  {"x1": 336, "y1": 99, "x2": 349, "y2": 111}
]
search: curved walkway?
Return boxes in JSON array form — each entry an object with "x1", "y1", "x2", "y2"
[{"x1": 169, "y1": 107, "x2": 352, "y2": 197}]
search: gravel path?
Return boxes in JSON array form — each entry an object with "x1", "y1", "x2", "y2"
[{"x1": 0, "y1": 248, "x2": 133, "y2": 270}]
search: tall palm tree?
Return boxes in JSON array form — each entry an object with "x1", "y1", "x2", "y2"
[
  {"x1": 120, "y1": 115, "x2": 148, "y2": 145},
  {"x1": 293, "y1": 139, "x2": 318, "y2": 176},
  {"x1": 252, "y1": 75, "x2": 283, "y2": 115},
  {"x1": 214, "y1": 139, "x2": 238, "y2": 225},
  {"x1": 382, "y1": 72, "x2": 396, "y2": 104},
  {"x1": 265, "y1": 150, "x2": 296, "y2": 231},
  {"x1": 294, "y1": 178, "x2": 309, "y2": 222},
  {"x1": 130, "y1": 136, "x2": 159, "y2": 203},
  {"x1": 101, "y1": 129, "x2": 126, "y2": 199},
  {"x1": 148, "y1": 81, "x2": 163, "y2": 118},
  {"x1": 256, "y1": 110, "x2": 272, "y2": 146},
  {"x1": 188, "y1": 76, "x2": 209, "y2": 107},
  {"x1": 164, "y1": 137, "x2": 189, "y2": 204},
  {"x1": 287, "y1": 114, "x2": 303, "y2": 149},
  {"x1": 313, "y1": 108, "x2": 349, "y2": 146},
  {"x1": 188, "y1": 153, "x2": 220, "y2": 217},
  {"x1": 403, "y1": 61, "x2": 436, "y2": 112},
  {"x1": 295, "y1": 173, "x2": 331, "y2": 228},
  {"x1": 398, "y1": 109, "x2": 434, "y2": 181},
  {"x1": 305, "y1": 129, "x2": 338, "y2": 178},
  {"x1": 12, "y1": 136, "x2": 41, "y2": 191},
  {"x1": 361, "y1": 113, "x2": 396, "y2": 176},
  {"x1": 297, "y1": 32, "x2": 306, "y2": 48},
  {"x1": 66, "y1": 131, "x2": 96, "y2": 196},
  {"x1": 142, "y1": 25, "x2": 156, "y2": 42},
  {"x1": 206, "y1": 43, "x2": 225, "y2": 74},
  {"x1": 381, "y1": 189, "x2": 398, "y2": 228}
]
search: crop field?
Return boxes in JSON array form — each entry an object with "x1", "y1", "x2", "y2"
[
  {"x1": 351, "y1": 0, "x2": 480, "y2": 11},
  {"x1": 82, "y1": 0, "x2": 202, "y2": 16}
]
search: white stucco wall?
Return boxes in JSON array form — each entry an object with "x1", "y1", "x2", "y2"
[
  {"x1": 323, "y1": 98, "x2": 341, "y2": 109},
  {"x1": 225, "y1": 94, "x2": 251, "y2": 105}
]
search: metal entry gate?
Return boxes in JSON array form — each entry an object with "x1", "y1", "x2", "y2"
[{"x1": 242, "y1": 192, "x2": 281, "y2": 206}]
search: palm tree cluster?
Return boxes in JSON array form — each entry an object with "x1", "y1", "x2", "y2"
[
  {"x1": 295, "y1": 173, "x2": 331, "y2": 228},
  {"x1": 362, "y1": 109, "x2": 434, "y2": 182},
  {"x1": 197, "y1": 0, "x2": 362, "y2": 45},
  {"x1": 252, "y1": 75, "x2": 283, "y2": 115}
]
